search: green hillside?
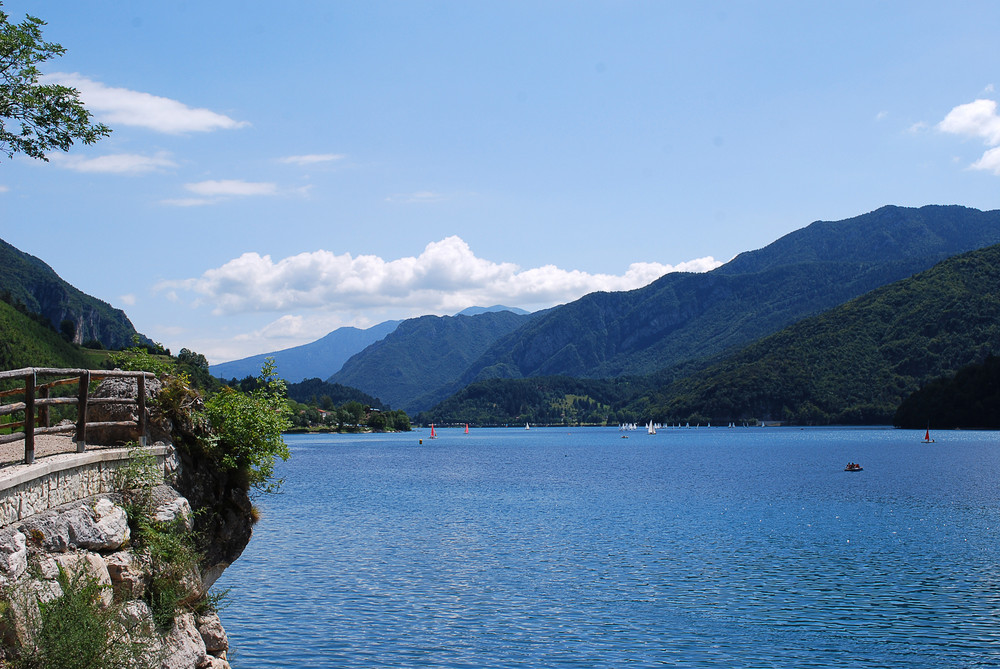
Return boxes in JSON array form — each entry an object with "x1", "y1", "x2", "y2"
[
  {"x1": 417, "y1": 375, "x2": 647, "y2": 426},
  {"x1": 639, "y1": 244, "x2": 1000, "y2": 425},
  {"x1": 0, "y1": 299, "x2": 90, "y2": 370},
  {"x1": 0, "y1": 238, "x2": 142, "y2": 350},
  {"x1": 894, "y1": 356, "x2": 1000, "y2": 429}
]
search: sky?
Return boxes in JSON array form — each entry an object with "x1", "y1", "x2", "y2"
[{"x1": 2, "y1": 1, "x2": 1000, "y2": 364}]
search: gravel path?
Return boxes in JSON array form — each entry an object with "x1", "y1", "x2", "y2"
[{"x1": 0, "y1": 434, "x2": 119, "y2": 469}]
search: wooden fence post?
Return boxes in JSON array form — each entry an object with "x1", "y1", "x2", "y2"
[
  {"x1": 137, "y1": 374, "x2": 147, "y2": 447},
  {"x1": 24, "y1": 372, "x2": 35, "y2": 465},
  {"x1": 39, "y1": 385, "x2": 50, "y2": 428},
  {"x1": 76, "y1": 370, "x2": 90, "y2": 453}
]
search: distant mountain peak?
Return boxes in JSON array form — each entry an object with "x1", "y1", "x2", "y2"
[{"x1": 455, "y1": 305, "x2": 531, "y2": 317}]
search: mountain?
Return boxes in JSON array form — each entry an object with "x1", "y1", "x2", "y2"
[
  {"x1": 641, "y1": 243, "x2": 1000, "y2": 424},
  {"x1": 210, "y1": 320, "x2": 400, "y2": 383},
  {"x1": 457, "y1": 205, "x2": 1000, "y2": 386},
  {"x1": 0, "y1": 238, "x2": 143, "y2": 350},
  {"x1": 328, "y1": 310, "x2": 533, "y2": 412},
  {"x1": 457, "y1": 305, "x2": 531, "y2": 317}
]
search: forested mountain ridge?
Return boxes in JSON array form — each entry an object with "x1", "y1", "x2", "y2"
[
  {"x1": 0, "y1": 237, "x2": 143, "y2": 350},
  {"x1": 328, "y1": 310, "x2": 532, "y2": 412},
  {"x1": 209, "y1": 319, "x2": 401, "y2": 382},
  {"x1": 640, "y1": 243, "x2": 1000, "y2": 424},
  {"x1": 457, "y1": 205, "x2": 1000, "y2": 389}
]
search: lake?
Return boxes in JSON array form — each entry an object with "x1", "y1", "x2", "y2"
[{"x1": 214, "y1": 427, "x2": 1000, "y2": 667}]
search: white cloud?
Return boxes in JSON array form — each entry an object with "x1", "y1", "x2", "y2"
[
  {"x1": 157, "y1": 235, "x2": 723, "y2": 317},
  {"x1": 971, "y1": 146, "x2": 1000, "y2": 175},
  {"x1": 119, "y1": 294, "x2": 137, "y2": 306},
  {"x1": 42, "y1": 73, "x2": 249, "y2": 134},
  {"x1": 278, "y1": 154, "x2": 345, "y2": 166},
  {"x1": 47, "y1": 152, "x2": 177, "y2": 174},
  {"x1": 0, "y1": 185, "x2": 8, "y2": 193},
  {"x1": 184, "y1": 180, "x2": 278, "y2": 197},
  {"x1": 938, "y1": 99, "x2": 1000, "y2": 145},
  {"x1": 939, "y1": 98, "x2": 1000, "y2": 175}
]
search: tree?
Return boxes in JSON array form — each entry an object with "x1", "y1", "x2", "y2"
[{"x1": 0, "y1": 5, "x2": 111, "y2": 161}]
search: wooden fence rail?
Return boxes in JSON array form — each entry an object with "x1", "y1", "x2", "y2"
[{"x1": 0, "y1": 368, "x2": 154, "y2": 465}]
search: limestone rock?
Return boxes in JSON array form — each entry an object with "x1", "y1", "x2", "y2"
[
  {"x1": 158, "y1": 612, "x2": 207, "y2": 669},
  {"x1": 87, "y1": 375, "x2": 163, "y2": 445},
  {"x1": 151, "y1": 485, "x2": 193, "y2": 530},
  {"x1": 197, "y1": 612, "x2": 229, "y2": 654},
  {"x1": 53, "y1": 551, "x2": 113, "y2": 606},
  {"x1": 105, "y1": 550, "x2": 148, "y2": 600},
  {"x1": 19, "y1": 497, "x2": 130, "y2": 553},
  {"x1": 198, "y1": 655, "x2": 232, "y2": 669},
  {"x1": 90, "y1": 497, "x2": 131, "y2": 550},
  {"x1": 0, "y1": 529, "x2": 27, "y2": 584}
]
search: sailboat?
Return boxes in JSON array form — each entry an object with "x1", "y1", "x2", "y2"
[
  {"x1": 430, "y1": 424, "x2": 437, "y2": 439},
  {"x1": 647, "y1": 421, "x2": 656, "y2": 435},
  {"x1": 464, "y1": 423, "x2": 469, "y2": 434},
  {"x1": 525, "y1": 423, "x2": 530, "y2": 430},
  {"x1": 922, "y1": 427, "x2": 935, "y2": 443}
]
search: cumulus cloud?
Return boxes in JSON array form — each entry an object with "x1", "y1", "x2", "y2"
[
  {"x1": 938, "y1": 98, "x2": 1000, "y2": 174},
  {"x1": 42, "y1": 73, "x2": 249, "y2": 134},
  {"x1": 157, "y1": 235, "x2": 722, "y2": 317},
  {"x1": 278, "y1": 154, "x2": 345, "y2": 166},
  {"x1": 47, "y1": 152, "x2": 177, "y2": 174}
]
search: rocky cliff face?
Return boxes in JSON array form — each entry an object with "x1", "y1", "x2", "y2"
[
  {"x1": 0, "y1": 483, "x2": 237, "y2": 667},
  {"x1": 0, "y1": 436, "x2": 254, "y2": 668}
]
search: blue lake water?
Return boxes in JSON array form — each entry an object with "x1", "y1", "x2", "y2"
[{"x1": 215, "y1": 427, "x2": 1000, "y2": 667}]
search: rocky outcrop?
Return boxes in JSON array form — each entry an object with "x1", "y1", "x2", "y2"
[
  {"x1": 87, "y1": 375, "x2": 165, "y2": 446},
  {"x1": 0, "y1": 491, "x2": 233, "y2": 668}
]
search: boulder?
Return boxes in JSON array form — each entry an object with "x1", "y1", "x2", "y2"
[
  {"x1": 105, "y1": 550, "x2": 148, "y2": 600},
  {"x1": 53, "y1": 551, "x2": 113, "y2": 606},
  {"x1": 197, "y1": 612, "x2": 229, "y2": 654},
  {"x1": 158, "y1": 612, "x2": 207, "y2": 669},
  {"x1": 0, "y1": 529, "x2": 27, "y2": 584},
  {"x1": 20, "y1": 497, "x2": 130, "y2": 553},
  {"x1": 87, "y1": 375, "x2": 163, "y2": 445}
]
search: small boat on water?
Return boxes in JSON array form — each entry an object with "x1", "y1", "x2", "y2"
[
  {"x1": 430, "y1": 424, "x2": 437, "y2": 439},
  {"x1": 844, "y1": 463, "x2": 863, "y2": 472},
  {"x1": 922, "y1": 428, "x2": 935, "y2": 443}
]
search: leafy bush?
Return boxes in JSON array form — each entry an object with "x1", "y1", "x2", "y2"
[
  {"x1": 204, "y1": 358, "x2": 291, "y2": 492},
  {"x1": 9, "y1": 566, "x2": 154, "y2": 669},
  {"x1": 107, "y1": 337, "x2": 173, "y2": 376}
]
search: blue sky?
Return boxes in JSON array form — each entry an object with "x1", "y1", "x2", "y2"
[{"x1": 2, "y1": 1, "x2": 999, "y2": 364}]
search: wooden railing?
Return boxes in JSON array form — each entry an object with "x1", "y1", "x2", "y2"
[{"x1": 0, "y1": 368, "x2": 154, "y2": 465}]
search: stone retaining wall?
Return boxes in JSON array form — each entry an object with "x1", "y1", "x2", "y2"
[{"x1": 0, "y1": 443, "x2": 173, "y2": 528}]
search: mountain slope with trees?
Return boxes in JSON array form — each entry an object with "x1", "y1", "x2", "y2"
[
  {"x1": 0, "y1": 238, "x2": 143, "y2": 350},
  {"x1": 457, "y1": 206, "x2": 1000, "y2": 387},
  {"x1": 894, "y1": 356, "x2": 1000, "y2": 429},
  {"x1": 0, "y1": 298, "x2": 90, "y2": 370},
  {"x1": 328, "y1": 310, "x2": 532, "y2": 412},
  {"x1": 639, "y1": 243, "x2": 1000, "y2": 424}
]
